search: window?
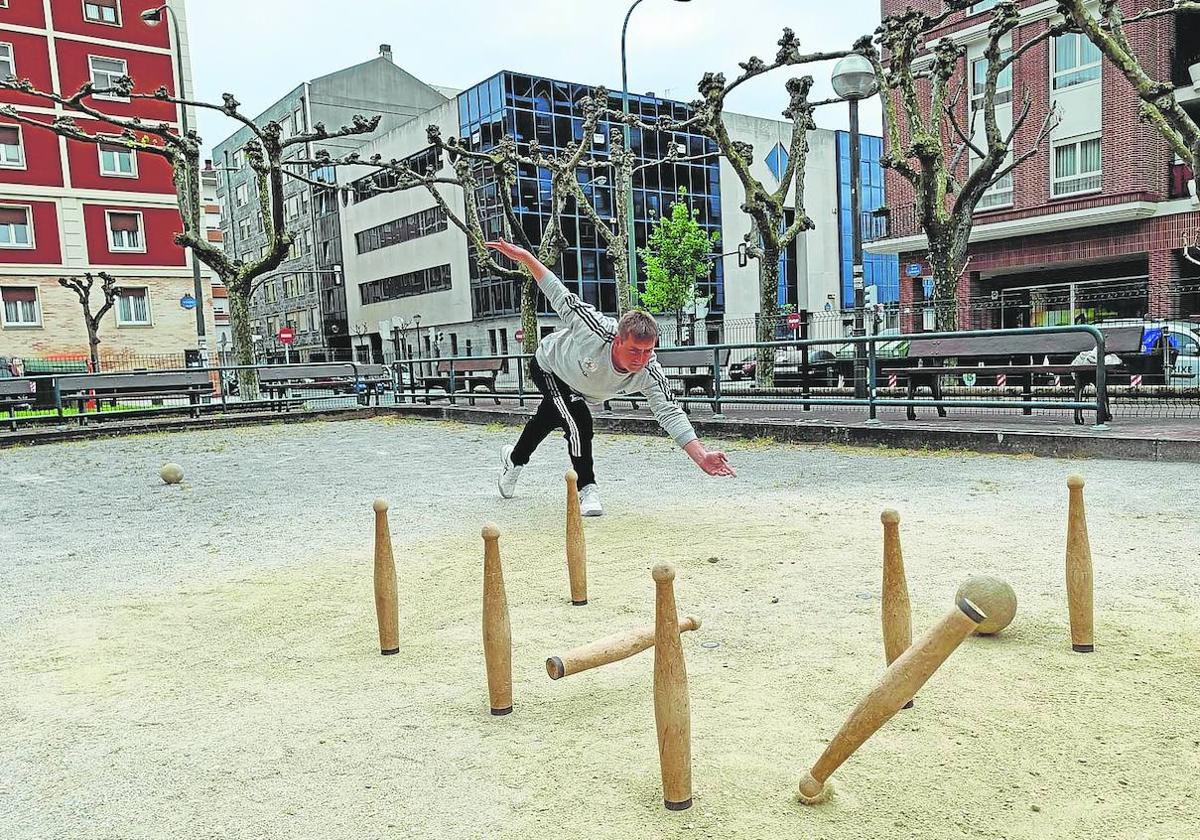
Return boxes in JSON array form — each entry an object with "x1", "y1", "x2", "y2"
[
  {"x1": 231, "y1": 149, "x2": 244, "y2": 168},
  {"x1": 970, "y1": 0, "x2": 1000, "y2": 11},
  {"x1": 89, "y1": 56, "x2": 128, "y2": 100},
  {"x1": 106, "y1": 210, "x2": 144, "y2": 251},
  {"x1": 83, "y1": 0, "x2": 120, "y2": 25},
  {"x1": 1052, "y1": 135, "x2": 1102, "y2": 197},
  {"x1": 235, "y1": 182, "x2": 249, "y2": 207},
  {"x1": 977, "y1": 169, "x2": 1013, "y2": 210},
  {"x1": 1, "y1": 286, "x2": 39, "y2": 326},
  {"x1": 1053, "y1": 32, "x2": 1101, "y2": 90},
  {"x1": 99, "y1": 141, "x2": 136, "y2": 177},
  {"x1": 0, "y1": 124, "x2": 24, "y2": 168},
  {"x1": 971, "y1": 51, "x2": 1012, "y2": 109},
  {"x1": 293, "y1": 105, "x2": 306, "y2": 134},
  {"x1": 237, "y1": 218, "x2": 252, "y2": 241},
  {"x1": 116, "y1": 288, "x2": 151, "y2": 325},
  {"x1": 359, "y1": 264, "x2": 453, "y2": 304},
  {"x1": 355, "y1": 206, "x2": 448, "y2": 254},
  {"x1": 0, "y1": 43, "x2": 14, "y2": 80},
  {"x1": 0, "y1": 205, "x2": 33, "y2": 248}
]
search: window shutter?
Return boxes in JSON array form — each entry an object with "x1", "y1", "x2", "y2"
[
  {"x1": 109, "y1": 212, "x2": 140, "y2": 232},
  {"x1": 0, "y1": 126, "x2": 19, "y2": 145},
  {"x1": 2, "y1": 287, "x2": 37, "y2": 302},
  {"x1": 0, "y1": 207, "x2": 28, "y2": 225}
]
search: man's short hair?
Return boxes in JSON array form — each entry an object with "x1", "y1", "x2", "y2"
[{"x1": 616, "y1": 310, "x2": 658, "y2": 342}]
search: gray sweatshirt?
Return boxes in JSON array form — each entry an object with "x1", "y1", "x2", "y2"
[{"x1": 533, "y1": 271, "x2": 698, "y2": 448}]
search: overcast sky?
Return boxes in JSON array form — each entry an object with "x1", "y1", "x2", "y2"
[{"x1": 188, "y1": 0, "x2": 884, "y2": 156}]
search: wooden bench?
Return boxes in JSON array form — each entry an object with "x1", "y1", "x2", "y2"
[
  {"x1": 258, "y1": 363, "x2": 391, "y2": 409},
  {"x1": 416, "y1": 358, "x2": 504, "y2": 406},
  {"x1": 0, "y1": 377, "x2": 36, "y2": 430},
  {"x1": 56, "y1": 371, "x2": 215, "y2": 425},
  {"x1": 604, "y1": 347, "x2": 732, "y2": 414},
  {"x1": 881, "y1": 327, "x2": 1144, "y2": 425}
]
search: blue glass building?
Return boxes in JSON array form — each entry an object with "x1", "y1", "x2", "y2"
[
  {"x1": 456, "y1": 72, "x2": 724, "y2": 319},
  {"x1": 836, "y1": 131, "x2": 899, "y2": 306}
]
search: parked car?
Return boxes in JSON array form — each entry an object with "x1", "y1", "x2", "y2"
[
  {"x1": 736, "y1": 329, "x2": 910, "y2": 385},
  {"x1": 1096, "y1": 319, "x2": 1200, "y2": 385}
]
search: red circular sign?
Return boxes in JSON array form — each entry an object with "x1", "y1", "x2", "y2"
[
  {"x1": 514, "y1": 328, "x2": 525, "y2": 343},
  {"x1": 278, "y1": 327, "x2": 296, "y2": 345},
  {"x1": 786, "y1": 312, "x2": 802, "y2": 330}
]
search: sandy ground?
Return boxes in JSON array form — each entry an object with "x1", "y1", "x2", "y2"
[{"x1": 1, "y1": 417, "x2": 1198, "y2": 840}]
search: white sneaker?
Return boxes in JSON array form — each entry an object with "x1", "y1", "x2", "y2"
[
  {"x1": 578, "y1": 483, "x2": 603, "y2": 517},
  {"x1": 498, "y1": 445, "x2": 522, "y2": 499}
]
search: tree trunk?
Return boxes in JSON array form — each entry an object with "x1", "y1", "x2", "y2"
[
  {"x1": 521, "y1": 274, "x2": 539, "y2": 355},
  {"x1": 227, "y1": 288, "x2": 259, "y2": 399},
  {"x1": 757, "y1": 249, "x2": 781, "y2": 386},
  {"x1": 87, "y1": 322, "x2": 101, "y2": 372}
]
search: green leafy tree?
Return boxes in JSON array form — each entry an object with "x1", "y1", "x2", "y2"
[{"x1": 639, "y1": 189, "x2": 720, "y2": 344}]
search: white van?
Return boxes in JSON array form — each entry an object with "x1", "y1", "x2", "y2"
[{"x1": 1098, "y1": 319, "x2": 1200, "y2": 385}]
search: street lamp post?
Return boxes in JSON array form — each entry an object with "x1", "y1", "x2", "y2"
[
  {"x1": 142, "y1": 3, "x2": 208, "y2": 360},
  {"x1": 831, "y1": 54, "x2": 880, "y2": 400},
  {"x1": 621, "y1": 0, "x2": 691, "y2": 311}
]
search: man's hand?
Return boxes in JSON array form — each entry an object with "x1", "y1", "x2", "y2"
[
  {"x1": 683, "y1": 440, "x2": 737, "y2": 477},
  {"x1": 485, "y1": 239, "x2": 536, "y2": 269}
]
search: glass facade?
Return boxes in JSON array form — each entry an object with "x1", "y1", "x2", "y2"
[
  {"x1": 457, "y1": 72, "x2": 724, "y2": 319},
  {"x1": 836, "y1": 131, "x2": 898, "y2": 307}
]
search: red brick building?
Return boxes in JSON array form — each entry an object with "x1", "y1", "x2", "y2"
[
  {"x1": 866, "y1": 0, "x2": 1200, "y2": 331},
  {"x1": 0, "y1": 0, "x2": 213, "y2": 363}
]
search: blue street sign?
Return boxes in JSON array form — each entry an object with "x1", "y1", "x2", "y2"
[
  {"x1": 180, "y1": 294, "x2": 197, "y2": 310},
  {"x1": 905, "y1": 263, "x2": 923, "y2": 278}
]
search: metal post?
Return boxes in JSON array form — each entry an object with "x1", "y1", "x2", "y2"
[
  {"x1": 711, "y1": 345, "x2": 725, "y2": 419},
  {"x1": 850, "y1": 98, "x2": 867, "y2": 400},
  {"x1": 866, "y1": 336, "x2": 881, "y2": 425},
  {"x1": 1093, "y1": 329, "x2": 1110, "y2": 430},
  {"x1": 621, "y1": 0, "x2": 645, "y2": 311},
  {"x1": 160, "y1": 5, "x2": 208, "y2": 361}
]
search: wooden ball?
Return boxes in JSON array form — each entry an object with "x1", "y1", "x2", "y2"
[
  {"x1": 955, "y1": 575, "x2": 1017, "y2": 635},
  {"x1": 159, "y1": 463, "x2": 183, "y2": 485}
]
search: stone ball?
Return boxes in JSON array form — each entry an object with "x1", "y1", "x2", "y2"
[
  {"x1": 956, "y1": 575, "x2": 1017, "y2": 635},
  {"x1": 159, "y1": 463, "x2": 184, "y2": 485}
]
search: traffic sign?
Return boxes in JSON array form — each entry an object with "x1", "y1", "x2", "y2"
[
  {"x1": 906, "y1": 263, "x2": 923, "y2": 278},
  {"x1": 514, "y1": 328, "x2": 525, "y2": 343},
  {"x1": 278, "y1": 327, "x2": 295, "y2": 345},
  {"x1": 179, "y1": 294, "x2": 197, "y2": 310},
  {"x1": 786, "y1": 312, "x2": 802, "y2": 330}
]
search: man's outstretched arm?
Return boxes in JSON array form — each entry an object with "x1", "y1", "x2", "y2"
[
  {"x1": 485, "y1": 240, "x2": 615, "y2": 339},
  {"x1": 683, "y1": 440, "x2": 737, "y2": 477}
]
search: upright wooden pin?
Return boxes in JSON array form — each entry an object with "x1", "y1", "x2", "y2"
[
  {"x1": 565, "y1": 469, "x2": 588, "y2": 606},
  {"x1": 1065, "y1": 474, "x2": 1094, "y2": 653},
  {"x1": 881, "y1": 509, "x2": 914, "y2": 709},
  {"x1": 797, "y1": 596, "x2": 986, "y2": 805},
  {"x1": 652, "y1": 563, "x2": 692, "y2": 811},
  {"x1": 481, "y1": 522, "x2": 512, "y2": 716},
  {"x1": 372, "y1": 499, "x2": 399, "y2": 656},
  {"x1": 546, "y1": 616, "x2": 701, "y2": 680}
]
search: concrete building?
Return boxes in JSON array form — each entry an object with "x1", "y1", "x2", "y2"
[
  {"x1": 212, "y1": 45, "x2": 448, "y2": 362},
  {"x1": 334, "y1": 69, "x2": 892, "y2": 362},
  {"x1": 0, "y1": 0, "x2": 216, "y2": 366},
  {"x1": 866, "y1": 0, "x2": 1200, "y2": 330}
]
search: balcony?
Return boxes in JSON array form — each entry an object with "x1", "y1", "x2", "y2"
[{"x1": 1170, "y1": 161, "x2": 1196, "y2": 200}]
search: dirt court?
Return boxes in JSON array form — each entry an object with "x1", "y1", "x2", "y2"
[{"x1": 1, "y1": 417, "x2": 1197, "y2": 839}]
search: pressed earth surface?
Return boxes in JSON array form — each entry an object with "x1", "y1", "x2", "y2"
[{"x1": 1, "y1": 417, "x2": 1197, "y2": 839}]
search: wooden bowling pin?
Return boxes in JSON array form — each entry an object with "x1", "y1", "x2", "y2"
[
  {"x1": 797, "y1": 596, "x2": 985, "y2": 805},
  {"x1": 652, "y1": 563, "x2": 692, "y2": 811},
  {"x1": 1065, "y1": 475, "x2": 1094, "y2": 653},
  {"x1": 565, "y1": 470, "x2": 588, "y2": 606},
  {"x1": 372, "y1": 499, "x2": 399, "y2": 655},
  {"x1": 546, "y1": 616, "x2": 701, "y2": 680},
  {"x1": 481, "y1": 523, "x2": 512, "y2": 716},
  {"x1": 880, "y1": 509, "x2": 914, "y2": 709}
]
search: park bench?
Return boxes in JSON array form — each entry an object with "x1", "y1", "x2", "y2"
[
  {"x1": 258, "y1": 363, "x2": 391, "y2": 410},
  {"x1": 0, "y1": 377, "x2": 36, "y2": 430},
  {"x1": 880, "y1": 326, "x2": 1145, "y2": 425},
  {"x1": 55, "y1": 370, "x2": 215, "y2": 425},
  {"x1": 603, "y1": 347, "x2": 732, "y2": 415},
  {"x1": 414, "y1": 358, "x2": 504, "y2": 406}
]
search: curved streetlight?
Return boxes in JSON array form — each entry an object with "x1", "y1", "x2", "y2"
[
  {"x1": 831, "y1": 54, "x2": 880, "y2": 401},
  {"x1": 142, "y1": 4, "x2": 208, "y2": 361},
  {"x1": 621, "y1": 0, "x2": 692, "y2": 310}
]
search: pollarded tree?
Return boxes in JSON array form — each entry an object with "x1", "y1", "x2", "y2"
[
  {"x1": 318, "y1": 91, "x2": 611, "y2": 355},
  {"x1": 58, "y1": 271, "x2": 120, "y2": 372},
  {"x1": 640, "y1": 188, "x2": 721, "y2": 344},
  {"x1": 0, "y1": 74, "x2": 380, "y2": 395},
  {"x1": 613, "y1": 30, "x2": 853, "y2": 383},
  {"x1": 1057, "y1": 0, "x2": 1199, "y2": 199},
  {"x1": 867, "y1": 0, "x2": 1061, "y2": 330}
]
